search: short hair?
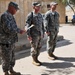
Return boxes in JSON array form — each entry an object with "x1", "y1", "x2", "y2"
[{"x1": 47, "y1": 4, "x2": 50, "y2": 8}]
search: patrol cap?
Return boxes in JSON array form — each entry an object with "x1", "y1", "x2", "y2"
[
  {"x1": 32, "y1": 2, "x2": 41, "y2": 6},
  {"x1": 50, "y1": 2, "x2": 58, "y2": 6},
  {"x1": 8, "y1": 2, "x2": 19, "y2": 10}
]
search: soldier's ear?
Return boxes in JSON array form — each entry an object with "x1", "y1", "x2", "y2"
[{"x1": 33, "y1": 6, "x2": 35, "y2": 9}]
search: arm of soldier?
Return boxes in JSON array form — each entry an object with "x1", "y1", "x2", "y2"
[
  {"x1": 1, "y1": 14, "x2": 25, "y2": 34},
  {"x1": 55, "y1": 12, "x2": 60, "y2": 32},
  {"x1": 1, "y1": 14, "x2": 12, "y2": 34},
  {"x1": 57, "y1": 16, "x2": 60, "y2": 32},
  {"x1": 12, "y1": 26, "x2": 25, "y2": 34},
  {"x1": 44, "y1": 13, "x2": 50, "y2": 35},
  {"x1": 25, "y1": 13, "x2": 32, "y2": 41},
  {"x1": 10, "y1": 24, "x2": 25, "y2": 34}
]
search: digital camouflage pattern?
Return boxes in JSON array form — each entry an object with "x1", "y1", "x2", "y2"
[
  {"x1": 0, "y1": 10, "x2": 21, "y2": 44},
  {"x1": 1, "y1": 44, "x2": 15, "y2": 72},
  {"x1": 44, "y1": 10, "x2": 59, "y2": 55},
  {"x1": 26, "y1": 11, "x2": 44, "y2": 56},
  {"x1": 0, "y1": 10, "x2": 21, "y2": 72},
  {"x1": 44, "y1": 10, "x2": 59, "y2": 32}
]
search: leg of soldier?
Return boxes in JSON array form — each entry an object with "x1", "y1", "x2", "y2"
[
  {"x1": 9, "y1": 44, "x2": 21, "y2": 75},
  {"x1": 37, "y1": 36, "x2": 42, "y2": 52},
  {"x1": 50, "y1": 32, "x2": 58, "y2": 59},
  {"x1": 30, "y1": 36, "x2": 41, "y2": 66},
  {"x1": 47, "y1": 31, "x2": 58, "y2": 60},
  {"x1": 47, "y1": 32, "x2": 54, "y2": 55},
  {"x1": 36, "y1": 36, "x2": 42, "y2": 64},
  {"x1": 1, "y1": 44, "x2": 12, "y2": 75},
  {"x1": 52, "y1": 32, "x2": 58, "y2": 53},
  {"x1": 10, "y1": 44, "x2": 15, "y2": 69}
]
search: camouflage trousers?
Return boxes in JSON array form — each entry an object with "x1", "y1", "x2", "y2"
[
  {"x1": 30, "y1": 36, "x2": 42, "y2": 57},
  {"x1": 1, "y1": 44, "x2": 15, "y2": 72},
  {"x1": 47, "y1": 31, "x2": 58, "y2": 55}
]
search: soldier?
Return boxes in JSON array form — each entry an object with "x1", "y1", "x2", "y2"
[
  {"x1": 25, "y1": 2, "x2": 44, "y2": 66},
  {"x1": 0, "y1": 2, "x2": 25, "y2": 75},
  {"x1": 44, "y1": 2, "x2": 59, "y2": 60}
]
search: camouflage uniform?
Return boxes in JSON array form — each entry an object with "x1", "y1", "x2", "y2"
[
  {"x1": 0, "y1": 10, "x2": 21, "y2": 72},
  {"x1": 26, "y1": 11, "x2": 44, "y2": 57},
  {"x1": 44, "y1": 10, "x2": 59, "y2": 55}
]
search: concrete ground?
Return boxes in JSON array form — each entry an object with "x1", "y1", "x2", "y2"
[{"x1": 0, "y1": 24, "x2": 75, "y2": 75}]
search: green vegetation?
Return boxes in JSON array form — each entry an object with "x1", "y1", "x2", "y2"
[{"x1": 56, "y1": 0, "x2": 75, "y2": 15}]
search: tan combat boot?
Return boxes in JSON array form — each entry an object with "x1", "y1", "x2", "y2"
[
  {"x1": 48, "y1": 53, "x2": 58, "y2": 60},
  {"x1": 32, "y1": 55, "x2": 42, "y2": 66}
]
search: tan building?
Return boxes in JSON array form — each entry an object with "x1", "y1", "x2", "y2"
[{"x1": 0, "y1": 0, "x2": 65, "y2": 38}]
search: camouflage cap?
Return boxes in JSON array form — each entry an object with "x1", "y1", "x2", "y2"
[
  {"x1": 32, "y1": 2, "x2": 41, "y2": 6},
  {"x1": 50, "y1": 2, "x2": 58, "y2": 6},
  {"x1": 8, "y1": 2, "x2": 19, "y2": 10}
]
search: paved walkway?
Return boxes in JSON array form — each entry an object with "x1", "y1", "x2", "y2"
[{"x1": 0, "y1": 24, "x2": 75, "y2": 75}]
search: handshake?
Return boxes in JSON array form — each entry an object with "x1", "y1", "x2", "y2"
[
  {"x1": 20, "y1": 30, "x2": 26, "y2": 34},
  {"x1": 20, "y1": 25, "x2": 34, "y2": 34}
]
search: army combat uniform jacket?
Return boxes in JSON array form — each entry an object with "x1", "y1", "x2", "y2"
[
  {"x1": 25, "y1": 11, "x2": 44, "y2": 38},
  {"x1": 0, "y1": 10, "x2": 22, "y2": 72},
  {"x1": 44, "y1": 10, "x2": 59, "y2": 33},
  {"x1": 0, "y1": 10, "x2": 21, "y2": 44},
  {"x1": 25, "y1": 11, "x2": 45, "y2": 56},
  {"x1": 44, "y1": 10, "x2": 59, "y2": 55}
]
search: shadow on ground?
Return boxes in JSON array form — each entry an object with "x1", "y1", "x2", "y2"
[
  {"x1": 56, "y1": 39, "x2": 73, "y2": 48},
  {"x1": 58, "y1": 57, "x2": 75, "y2": 62},
  {"x1": 15, "y1": 51, "x2": 30, "y2": 60},
  {"x1": 42, "y1": 62, "x2": 75, "y2": 69},
  {"x1": 41, "y1": 68, "x2": 75, "y2": 75},
  {"x1": 41, "y1": 61, "x2": 75, "y2": 75}
]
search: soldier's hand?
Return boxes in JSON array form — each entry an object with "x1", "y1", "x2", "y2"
[
  {"x1": 20, "y1": 30, "x2": 25, "y2": 34},
  {"x1": 45, "y1": 32, "x2": 50, "y2": 36},
  {"x1": 28, "y1": 36, "x2": 32, "y2": 41}
]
